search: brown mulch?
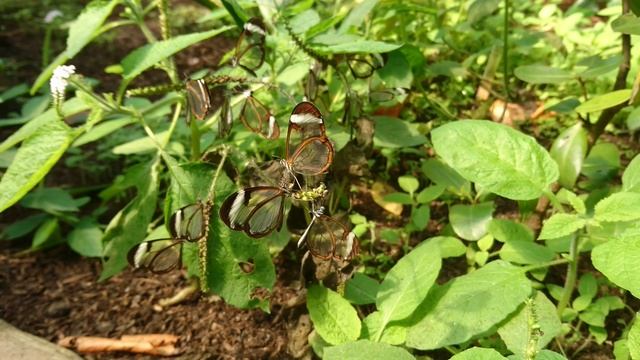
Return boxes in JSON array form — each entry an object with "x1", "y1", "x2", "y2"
[{"x1": 0, "y1": 246, "x2": 308, "y2": 359}]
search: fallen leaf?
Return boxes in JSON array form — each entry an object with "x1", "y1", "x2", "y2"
[
  {"x1": 58, "y1": 334, "x2": 180, "y2": 356},
  {"x1": 370, "y1": 182, "x2": 403, "y2": 216}
]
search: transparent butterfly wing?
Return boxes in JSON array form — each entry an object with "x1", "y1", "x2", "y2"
[
  {"x1": 127, "y1": 239, "x2": 183, "y2": 274},
  {"x1": 218, "y1": 96, "x2": 233, "y2": 138},
  {"x1": 185, "y1": 79, "x2": 211, "y2": 120},
  {"x1": 233, "y1": 18, "x2": 266, "y2": 74},
  {"x1": 170, "y1": 202, "x2": 208, "y2": 242},
  {"x1": 219, "y1": 186, "x2": 285, "y2": 238},
  {"x1": 240, "y1": 95, "x2": 280, "y2": 139},
  {"x1": 286, "y1": 101, "x2": 334, "y2": 175}
]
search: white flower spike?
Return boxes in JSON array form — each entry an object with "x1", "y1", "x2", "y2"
[{"x1": 50, "y1": 64, "x2": 76, "y2": 115}]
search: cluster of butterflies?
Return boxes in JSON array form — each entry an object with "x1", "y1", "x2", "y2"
[
  {"x1": 128, "y1": 101, "x2": 359, "y2": 274},
  {"x1": 185, "y1": 17, "x2": 280, "y2": 140}
]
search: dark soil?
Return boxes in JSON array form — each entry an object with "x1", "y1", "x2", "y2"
[{"x1": 0, "y1": 245, "x2": 309, "y2": 359}]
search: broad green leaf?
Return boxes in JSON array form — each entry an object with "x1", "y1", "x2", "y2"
[
  {"x1": 629, "y1": 315, "x2": 640, "y2": 359},
  {"x1": 581, "y1": 142, "x2": 620, "y2": 184},
  {"x1": 416, "y1": 184, "x2": 445, "y2": 203},
  {"x1": 406, "y1": 261, "x2": 531, "y2": 350},
  {"x1": 373, "y1": 116, "x2": 428, "y2": 148},
  {"x1": 594, "y1": 192, "x2": 640, "y2": 222},
  {"x1": 66, "y1": 0, "x2": 118, "y2": 58},
  {"x1": 429, "y1": 236, "x2": 466, "y2": 258},
  {"x1": 377, "y1": 50, "x2": 414, "y2": 88},
  {"x1": 112, "y1": 131, "x2": 169, "y2": 154},
  {"x1": 592, "y1": 236, "x2": 640, "y2": 299},
  {"x1": 398, "y1": 175, "x2": 419, "y2": 194},
  {"x1": 0, "y1": 120, "x2": 72, "y2": 213},
  {"x1": 557, "y1": 189, "x2": 586, "y2": 215},
  {"x1": 498, "y1": 292, "x2": 562, "y2": 357},
  {"x1": 383, "y1": 192, "x2": 413, "y2": 205},
  {"x1": 1, "y1": 214, "x2": 47, "y2": 240},
  {"x1": 623, "y1": 154, "x2": 640, "y2": 193},
  {"x1": 450, "y1": 347, "x2": 507, "y2": 360},
  {"x1": 488, "y1": 219, "x2": 534, "y2": 242},
  {"x1": 318, "y1": 40, "x2": 402, "y2": 54},
  {"x1": 534, "y1": 350, "x2": 568, "y2": 360},
  {"x1": 575, "y1": 89, "x2": 632, "y2": 114},
  {"x1": 220, "y1": 0, "x2": 249, "y2": 27},
  {"x1": 74, "y1": 117, "x2": 135, "y2": 147},
  {"x1": 578, "y1": 273, "x2": 598, "y2": 299},
  {"x1": 121, "y1": 27, "x2": 233, "y2": 80},
  {"x1": 289, "y1": 9, "x2": 320, "y2": 34},
  {"x1": 275, "y1": 62, "x2": 308, "y2": 86},
  {"x1": 68, "y1": 218, "x2": 103, "y2": 257},
  {"x1": 449, "y1": 202, "x2": 494, "y2": 241},
  {"x1": 375, "y1": 242, "x2": 441, "y2": 339},
  {"x1": 545, "y1": 98, "x2": 580, "y2": 113},
  {"x1": 421, "y1": 159, "x2": 470, "y2": 197},
  {"x1": 20, "y1": 187, "x2": 81, "y2": 213},
  {"x1": 339, "y1": 0, "x2": 379, "y2": 33},
  {"x1": 165, "y1": 161, "x2": 213, "y2": 216},
  {"x1": 538, "y1": 213, "x2": 586, "y2": 240},
  {"x1": 0, "y1": 97, "x2": 88, "y2": 153},
  {"x1": 411, "y1": 205, "x2": 430, "y2": 229},
  {"x1": 344, "y1": 273, "x2": 379, "y2": 305},
  {"x1": 499, "y1": 240, "x2": 555, "y2": 264},
  {"x1": 324, "y1": 340, "x2": 414, "y2": 360},
  {"x1": 628, "y1": 106, "x2": 640, "y2": 131},
  {"x1": 467, "y1": 0, "x2": 500, "y2": 24},
  {"x1": 432, "y1": 120, "x2": 559, "y2": 200},
  {"x1": 0, "y1": 83, "x2": 28, "y2": 103},
  {"x1": 361, "y1": 311, "x2": 406, "y2": 345},
  {"x1": 514, "y1": 65, "x2": 573, "y2": 84},
  {"x1": 578, "y1": 55, "x2": 622, "y2": 79},
  {"x1": 182, "y1": 171, "x2": 275, "y2": 309},
  {"x1": 307, "y1": 285, "x2": 361, "y2": 345},
  {"x1": 612, "y1": 14, "x2": 640, "y2": 35},
  {"x1": 100, "y1": 160, "x2": 159, "y2": 280},
  {"x1": 550, "y1": 123, "x2": 587, "y2": 188}
]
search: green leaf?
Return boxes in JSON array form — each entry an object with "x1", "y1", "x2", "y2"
[
  {"x1": 416, "y1": 184, "x2": 445, "y2": 203},
  {"x1": 0, "y1": 97, "x2": 88, "y2": 153},
  {"x1": 488, "y1": 219, "x2": 534, "y2": 242},
  {"x1": 581, "y1": 142, "x2": 620, "y2": 183},
  {"x1": 375, "y1": 242, "x2": 441, "y2": 338},
  {"x1": 220, "y1": 0, "x2": 249, "y2": 27},
  {"x1": 398, "y1": 175, "x2": 419, "y2": 194},
  {"x1": 498, "y1": 292, "x2": 562, "y2": 357},
  {"x1": 73, "y1": 117, "x2": 135, "y2": 147},
  {"x1": 499, "y1": 240, "x2": 555, "y2": 264},
  {"x1": 121, "y1": 26, "x2": 233, "y2": 81},
  {"x1": 579, "y1": 308, "x2": 606, "y2": 327},
  {"x1": 557, "y1": 189, "x2": 586, "y2": 215},
  {"x1": 344, "y1": 273, "x2": 379, "y2": 305},
  {"x1": 0, "y1": 120, "x2": 72, "y2": 213},
  {"x1": 324, "y1": 340, "x2": 414, "y2": 360},
  {"x1": 377, "y1": 50, "x2": 414, "y2": 88},
  {"x1": 592, "y1": 236, "x2": 640, "y2": 299},
  {"x1": 575, "y1": 89, "x2": 632, "y2": 114},
  {"x1": 578, "y1": 273, "x2": 598, "y2": 298},
  {"x1": 514, "y1": 65, "x2": 573, "y2": 84},
  {"x1": 432, "y1": 120, "x2": 559, "y2": 200},
  {"x1": 100, "y1": 160, "x2": 159, "y2": 280},
  {"x1": 66, "y1": 0, "x2": 118, "y2": 58},
  {"x1": 289, "y1": 9, "x2": 321, "y2": 34},
  {"x1": 361, "y1": 311, "x2": 407, "y2": 345},
  {"x1": 578, "y1": 55, "x2": 622, "y2": 79},
  {"x1": 628, "y1": 106, "x2": 640, "y2": 131},
  {"x1": 307, "y1": 284, "x2": 361, "y2": 345},
  {"x1": 373, "y1": 116, "x2": 428, "y2": 148},
  {"x1": 112, "y1": 131, "x2": 169, "y2": 154},
  {"x1": 31, "y1": 217, "x2": 59, "y2": 248},
  {"x1": 450, "y1": 347, "x2": 507, "y2": 360},
  {"x1": 318, "y1": 40, "x2": 402, "y2": 54},
  {"x1": 421, "y1": 159, "x2": 470, "y2": 197},
  {"x1": 467, "y1": 0, "x2": 500, "y2": 24},
  {"x1": 31, "y1": 53, "x2": 69, "y2": 95},
  {"x1": 594, "y1": 192, "x2": 640, "y2": 222},
  {"x1": 429, "y1": 236, "x2": 466, "y2": 258},
  {"x1": 449, "y1": 202, "x2": 494, "y2": 241},
  {"x1": 406, "y1": 261, "x2": 531, "y2": 350},
  {"x1": 0, "y1": 83, "x2": 28, "y2": 103},
  {"x1": 1, "y1": 214, "x2": 47, "y2": 240},
  {"x1": 411, "y1": 205, "x2": 430, "y2": 229},
  {"x1": 535, "y1": 350, "x2": 568, "y2": 360},
  {"x1": 538, "y1": 213, "x2": 586, "y2": 240},
  {"x1": 383, "y1": 192, "x2": 413, "y2": 205},
  {"x1": 550, "y1": 123, "x2": 587, "y2": 188},
  {"x1": 68, "y1": 218, "x2": 103, "y2": 257},
  {"x1": 572, "y1": 295, "x2": 592, "y2": 312},
  {"x1": 622, "y1": 154, "x2": 640, "y2": 193},
  {"x1": 338, "y1": 0, "x2": 379, "y2": 33},
  {"x1": 612, "y1": 14, "x2": 640, "y2": 35},
  {"x1": 20, "y1": 187, "x2": 81, "y2": 213},
  {"x1": 629, "y1": 315, "x2": 640, "y2": 359}
]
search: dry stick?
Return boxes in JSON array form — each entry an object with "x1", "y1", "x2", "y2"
[{"x1": 588, "y1": 0, "x2": 631, "y2": 146}]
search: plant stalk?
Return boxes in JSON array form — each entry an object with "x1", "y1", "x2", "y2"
[{"x1": 556, "y1": 235, "x2": 580, "y2": 317}]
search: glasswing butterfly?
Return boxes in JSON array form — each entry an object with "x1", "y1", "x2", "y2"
[
  {"x1": 128, "y1": 201, "x2": 211, "y2": 274},
  {"x1": 232, "y1": 18, "x2": 267, "y2": 77},
  {"x1": 219, "y1": 101, "x2": 334, "y2": 238},
  {"x1": 346, "y1": 53, "x2": 383, "y2": 79},
  {"x1": 239, "y1": 90, "x2": 280, "y2": 140},
  {"x1": 297, "y1": 204, "x2": 359, "y2": 261},
  {"x1": 185, "y1": 79, "x2": 212, "y2": 123}
]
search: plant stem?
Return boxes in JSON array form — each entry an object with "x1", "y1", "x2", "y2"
[
  {"x1": 190, "y1": 119, "x2": 201, "y2": 161},
  {"x1": 543, "y1": 189, "x2": 564, "y2": 213},
  {"x1": 207, "y1": 146, "x2": 229, "y2": 202},
  {"x1": 588, "y1": 0, "x2": 631, "y2": 146},
  {"x1": 522, "y1": 258, "x2": 570, "y2": 272},
  {"x1": 502, "y1": 0, "x2": 510, "y2": 103},
  {"x1": 556, "y1": 235, "x2": 580, "y2": 317}
]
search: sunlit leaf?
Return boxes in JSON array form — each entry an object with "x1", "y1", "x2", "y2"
[
  {"x1": 307, "y1": 284, "x2": 361, "y2": 345},
  {"x1": 592, "y1": 235, "x2": 640, "y2": 299},
  {"x1": 324, "y1": 340, "x2": 414, "y2": 360},
  {"x1": 550, "y1": 123, "x2": 587, "y2": 189},
  {"x1": 514, "y1": 65, "x2": 573, "y2": 84},
  {"x1": 575, "y1": 89, "x2": 632, "y2": 114}
]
